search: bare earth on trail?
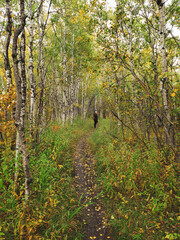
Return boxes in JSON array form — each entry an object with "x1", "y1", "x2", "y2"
[{"x1": 74, "y1": 136, "x2": 111, "y2": 240}]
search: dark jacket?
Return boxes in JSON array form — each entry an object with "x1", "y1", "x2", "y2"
[{"x1": 93, "y1": 113, "x2": 98, "y2": 122}]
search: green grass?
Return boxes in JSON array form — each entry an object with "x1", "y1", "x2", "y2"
[
  {"x1": 89, "y1": 119, "x2": 179, "y2": 240},
  {"x1": 1, "y1": 118, "x2": 179, "y2": 239},
  {"x1": 0, "y1": 118, "x2": 92, "y2": 240}
]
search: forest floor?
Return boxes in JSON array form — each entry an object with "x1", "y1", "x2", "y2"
[
  {"x1": 1, "y1": 119, "x2": 179, "y2": 240},
  {"x1": 74, "y1": 134, "x2": 111, "y2": 240}
]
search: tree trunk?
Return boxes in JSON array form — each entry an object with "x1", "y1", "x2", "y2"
[
  {"x1": 83, "y1": 81, "x2": 87, "y2": 119},
  {"x1": 12, "y1": 0, "x2": 32, "y2": 207},
  {"x1": 14, "y1": 131, "x2": 20, "y2": 186},
  {"x1": 81, "y1": 81, "x2": 84, "y2": 119},
  {"x1": 62, "y1": 88, "x2": 66, "y2": 126},
  {"x1": 70, "y1": 33, "x2": 75, "y2": 125},
  {"x1": 36, "y1": 5, "x2": 45, "y2": 140},
  {"x1": 157, "y1": 0, "x2": 174, "y2": 147},
  {"x1": 128, "y1": 5, "x2": 140, "y2": 132},
  {"x1": 29, "y1": 0, "x2": 36, "y2": 133},
  {"x1": 36, "y1": 0, "x2": 52, "y2": 140},
  {"x1": 4, "y1": 0, "x2": 12, "y2": 91}
]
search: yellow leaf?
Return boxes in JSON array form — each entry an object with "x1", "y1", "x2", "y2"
[{"x1": 171, "y1": 92, "x2": 176, "y2": 97}]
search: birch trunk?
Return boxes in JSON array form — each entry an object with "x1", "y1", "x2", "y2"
[
  {"x1": 75, "y1": 76, "x2": 80, "y2": 118},
  {"x1": 36, "y1": 1, "x2": 51, "y2": 139},
  {"x1": 75, "y1": 56, "x2": 82, "y2": 118},
  {"x1": 95, "y1": 95, "x2": 97, "y2": 110},
  {"x1": 4, "y1": 0, "x2": 12, "y2": 91},
  {"x1": 12, "y1": 0, "x2": 32, "y2": 206},
  {"x1": 70, "y1": 33, "x2": 75, "y2": 125},
  {"x1": 61, "y1": 7, "x2": 68, "y2": 124},
  {"x1": 14, "y1": 131, "x2": 20, "y2": 186},
  {"x1": 128, "y1": 5, "x2": 140, "y2": 132},
  {"x1": 70, "y1": 83, "x2": 74, "y2": 125},
  {"x1": 83, "y1": 81, "x2": 87, "y2": 119},
  {"x1": 99, "y1": 96, "x2": 103, "y2": 118},
  {"x1": 81, "y1": 80, "x2": 84, "y2": 119},
  {"x1": 29, "y1": 0, "x2": 36, "y2": 132},
  {"x1": 36, "y1": 4, "x2": 45, "y2": 138},
  {"x1": 142, "y1": 0, "x2": 159, "y2": 84},
  {"x1": 62, "y1": 88, "x2": 66, "y2": 126},
  {"x1": 157, "y1": 0, "x2": 173, "y2": 147}
]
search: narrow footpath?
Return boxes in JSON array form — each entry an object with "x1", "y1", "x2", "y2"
[{"x1": 74, "y1": 136, "x2": 111, "y2": 240}]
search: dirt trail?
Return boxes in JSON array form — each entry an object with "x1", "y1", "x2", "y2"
[{"x1": 74, "y1": 136, "x2": 111, "y2": 240}]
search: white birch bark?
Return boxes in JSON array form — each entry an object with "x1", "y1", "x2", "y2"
[
  {"x1": 29, "y1": 0, "x2": 36, "y2": 130},
  {"x1": 37, "y1": 4, "x2": 45, "y2": 131},
  {"x1": 36, "y1": 0, "x2": 51, "y2": 139},
  {"x1": 95, "y1": 95, "x2": 97, "y2": 110},
  {"x1": 99, "y1": 96, "x2": 103, "y2": 118},
  {"x1": 128, "y1": 4, "x2": 140, "y2": 132},
  {"x1": 14, "y1": 131, "x2": 20, "y2": 186},
  {"x1": 12, "y1": 0, "x2": 32, "y2": 206},
  {"x1": 75, "y1": 56, "x2": 82, "y2": 118},
  {"x1": 70, "y1": 33, "x2": 75, "y2": 125},
  {"x1": 61, "y1": 7, "x2": 68, "y2": 124},
  {"x1": 158, "y1": 0, "x2": 173, "y2": 146},
  {"x1": 4, "y1": 0, "x2": 12, "y2": 91},
  {"x1": 62, "y1": 88, "x2": 66, "y2": 126},
  {"x1": 83, "y1": 81, "x2": 87, "y2": 119},
  {"x1": 81, "y1": 80, "x2": 84, "y2": 119}
]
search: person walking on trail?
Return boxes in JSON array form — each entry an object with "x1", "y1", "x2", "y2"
[{"x1": 93, "y1": 110, "x2": 98, "y2": 128}]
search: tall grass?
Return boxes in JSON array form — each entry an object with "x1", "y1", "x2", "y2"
[
  {"x1": 89, "y1": 119, "x2": 179, "y2": 240},
  {"x1": 0, "y1": 118, "x2": 91, "y2": 239},
  {"x1": 1, "y1": 118, "x2": 179, "y2": 239}
]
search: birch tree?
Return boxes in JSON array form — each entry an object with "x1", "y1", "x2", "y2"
[
  {"x1": 156, "y1": 0, "x2": 174, "y2": 148},
  {"x1": 95, "y1": 0, "x2": 179, "y2": 155},
  {"x1": 12, "y1": 0, "x2": 32, "y2": 205},
  {"x1": 3, "y1": 0, "x2": 12, "y2": 91},
  {"x1": 36, "y1": 0, "x2": 52, "y2": 140},
  {"x1": 28, "y1": 0, "x2": 36, "y2": 133}
]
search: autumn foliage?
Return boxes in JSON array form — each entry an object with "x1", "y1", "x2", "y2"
[{"x1": 0, "y1": 0, "x2": 179, "y2": 239}]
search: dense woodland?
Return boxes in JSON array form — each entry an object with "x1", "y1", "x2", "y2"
[{"x1": 0, "y1": 0, "x2": 179, "y2": 239}]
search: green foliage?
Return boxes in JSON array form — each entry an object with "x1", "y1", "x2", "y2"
[
  {"x1": 89, "y1": 119, "x2": 179, "y2": 240},
  {"x1": 0, "y1": 119, "x2": 90, "y2": 239},
  {"x1": 0, "y1": 116, "x2": 179, "y2": 239},
  {"x1": 0, "y1": 0, "x2": 179, "y2": 238}
]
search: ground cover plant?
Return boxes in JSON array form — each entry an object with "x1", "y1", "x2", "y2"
[
  {"x1": 89, "y1": 119, "x2": 179, "y2": 240},
  {"x1": 0, "y1": 118, "x2": 179, "y2": 239},
  {"x1": 0, "y1": 119, "x2": 92, "y2": 239}
]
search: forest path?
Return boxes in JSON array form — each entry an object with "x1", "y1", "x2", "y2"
[{"x1": 74, "y1": 135, "x2": 111, "y2": 240}]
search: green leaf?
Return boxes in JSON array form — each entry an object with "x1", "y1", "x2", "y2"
[{"x1": 0, "y1": 179, "x2": 3, "y2": 189}]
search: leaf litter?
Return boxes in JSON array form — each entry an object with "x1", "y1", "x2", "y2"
[{"x1": 74, "y1": 136, "x2": 111, "y2": 240}]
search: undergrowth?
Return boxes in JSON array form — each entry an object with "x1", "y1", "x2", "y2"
[
  {"x1": 89, "y1": 119, "x2": 179, "y2": 240},
  {"x1": 1, "y1": 118, "x2": 179, "y2": 239},
  {"x1": 0, "y1": 118, "x2": 92, "y2": 240}
]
